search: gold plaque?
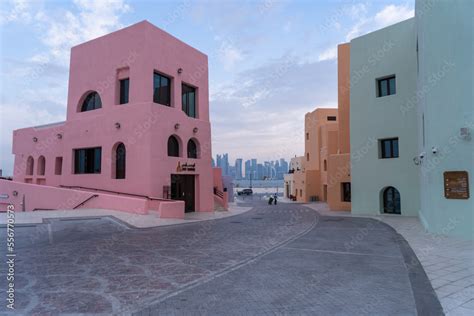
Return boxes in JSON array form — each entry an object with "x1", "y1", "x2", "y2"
[{"x1": 444, "y1": 171, "x2": 469, "y2": 199}]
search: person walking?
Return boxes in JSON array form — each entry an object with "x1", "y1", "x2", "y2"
[
  {"x1": 273, "y1": 194, "x2": 278, "y2": 205},
  {"x1": 268, "y1": 195, "x2": 273, "y2": 205}
]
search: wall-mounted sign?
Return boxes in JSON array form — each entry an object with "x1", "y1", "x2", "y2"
[
  {"x1": 176, "y1": 162, "x2": 196, "y2": 172},
  {"x1": 444, "y1": 171, "x2": 469, "y2": 199},
  {"x1": 0, "y1": 194, "x2": 9, "y2": 199}
]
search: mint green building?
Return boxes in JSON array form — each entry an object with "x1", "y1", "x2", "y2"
[
  {"x1": 350, "y1": 18, "x2": 421, "y2": 217},
  {"x1": 350, "y1": 0, "x2": 473, "y2": 239},
  {"x1": 416, "y1": 0, "x2": 473, "y2": 239}
]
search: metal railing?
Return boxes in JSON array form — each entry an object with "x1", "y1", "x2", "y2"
[{"x1": 72, "y1": 194, "x2": 99, "y2": 209}]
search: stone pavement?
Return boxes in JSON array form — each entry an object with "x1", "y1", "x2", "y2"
[
  {"x1": 139, "y1": 214, "x2": 439, "y2": 315},
  {"x1": 0, "y1": 201, "x2": 442, "y2": 315},
  {"x1": 0, "y1": 203, "x2": 315, "y2": 314},
  {"x1": 306, "y1": 202, "x2": 474, "y2": 316}
]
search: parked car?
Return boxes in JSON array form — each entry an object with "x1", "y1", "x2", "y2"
[{"x1": 237, "y1": 188, "x2": 253, "y2": 196}]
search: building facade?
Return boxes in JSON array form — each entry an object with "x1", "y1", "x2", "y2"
[
  {"x1": 327, "y1": 43, "x2": 352, "y2": 211},
  {"x1": 416, "y1": 0, "x2": 473, "y2": 238},
  {"x1": 5, "y1": 21, "x2": 216, "y2": 215},
  {"x1": 350, "y1": 18, "x2": 420, "y2": 217},
  {"x1": 284, "y1": 156, "x2": 305, "y2": 199},
  {"x1": 285, "y1": 108, "x2": 339, "y2": 203}
]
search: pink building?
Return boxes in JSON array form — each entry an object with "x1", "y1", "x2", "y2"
[{"x1": 2, "y1": 21, "x2": 220, "y2": 217}]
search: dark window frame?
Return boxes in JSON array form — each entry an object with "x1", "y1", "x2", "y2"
[
  {"x1": 377, "y1": 75, "x2": 396, "y2": 97},
  {"x1": 187, "y1": 139, "x2": 198, "y2": 159},
  {"x1": 80, "y1": 92, "x2": 102, "y2": 112},
  {"x1": 115, "y1": 143, "x2": 126, "y2": 179},
  {"x1": 327, "y1": 116, "x2": 337, "y2": 121},
  {"x1": 341, "y1": 182, "x2": 351, "y2": 202},
  {"x1": 182, "y1": 83, "x2": 197, "y2": 118},
  {"x1": 153, "y1": 72, "x2": 171, "y2": 106},
  {"x1": 379, "y1": 138, "x2": 399, "y2": 159},
  {"x1": 74, "y1": 147, "x2": 102, "y2": 174},
  {"x1": 119, "y1": 78, "x2": 130, "y2": 104},
  {"x1": 168, "y1": 136, "x2": 180, "y2": 157}
]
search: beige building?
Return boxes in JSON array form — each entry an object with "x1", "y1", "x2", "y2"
[
  {"x1": 284, "y1": 156, "x2": 305, "y2": 200},
  {"x1": 284, "y1": 44, "x2": 352, "y2": 210},
  {"x1": 285, "y1": 108, "x2": 338, "y2": 203}
]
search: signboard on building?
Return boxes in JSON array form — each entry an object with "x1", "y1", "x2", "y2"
[
  {"x1": 444, "y1": 171, "x2": 469, "y2": 199},
  {"x1": 176, "y1": 162, "x2": 196, "y2": 172}
]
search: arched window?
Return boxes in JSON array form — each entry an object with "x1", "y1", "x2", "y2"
[
  {"x1": 168, "y1": 136, "x2": 180, "y2": 157},
  {"x1": 80, "y1": 91, "x2": 102, "y2": 112},
  {"x1": 382, "y1": 186, "x2": 401, "y2": 214},
  {"x1": 187, "y1": 139, "x2": 198, "y2": 158},
  {"x1": 115, "y1": 143, "x2": 126, "y2": 179},
  {"x1": 26, "y1": 156, "x2": 34, "y2": 175},
  {"x1": 37, "y1": 156, "x2": 45, "y2": 176}
]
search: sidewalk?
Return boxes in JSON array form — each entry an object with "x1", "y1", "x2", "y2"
[
  {"x1": 305, "y1": 202, "x2": 474, "y2": 316},
  {"x1": 0, "y1": 203, "x2": 252, "y2": 228}
]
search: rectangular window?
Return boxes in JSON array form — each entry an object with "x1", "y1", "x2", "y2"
[
  {"x1": 377, "y1": 75, "x2": 396, "y2": 97},
  {"x1": 306, "y1": 132, "x2": 309, "y2": 140},
  {"x1": 74, "y1": 147, "x2": 101, "y2": 174},
  {"x1": 119, "y1": 78, "x2": 129, "y2": 104},
  {"x1": 182, "y1": 83, "x2": 196, "y2": 118},
  {"x1": 55, "y1": 157, "x2": 63, "y2": 175},
  {"x1": 379, "y1": 138, "x2": 399, "y2": 159},
  {"x1": 153, "y1": 72, "x2": 171, "y2": 106},
  {"x1": 341, "y1": 182, "x2": 351, "y2": 202},
  {"x1": 327, "y1": 116, "x2": 337, "y2": 121},
  {"x1": 306, "y1": 153, "x2": 309, "y2": 161}
]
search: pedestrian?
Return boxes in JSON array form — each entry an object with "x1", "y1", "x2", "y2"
[
  {"x1": 273, "y1": 194, "x2": 277, "y2": 205},
  {"x1": 268, "y1": 196, "x2": 273, "y2": 205}
]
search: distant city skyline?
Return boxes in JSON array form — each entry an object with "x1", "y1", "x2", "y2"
[{"x1": 212, "y1": 154, "x2": 289, "y2": 181}]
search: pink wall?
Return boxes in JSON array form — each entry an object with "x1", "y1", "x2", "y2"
[
  {"x1": 10, "y1": 21, "x2": 213, "y2": 216},
  {"x1": 0, "y1": 179, "x2": 185, "y2": 215}
]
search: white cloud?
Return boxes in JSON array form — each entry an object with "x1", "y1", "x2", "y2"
[
  {"x1": 215, "y1": 37, "x2": 244, "y2": 71},
  {"x1": 318, "y1": 46, "x2": 337, "y2": 62},
  {"x1": 36, "y1": 0, "x2": 130, "y2": 64},
  {"x1": 345, "y1": 4, "x2": 414, "y2": 41},
  {"x1": 0, "y1": 0, "x2": 34, "y2": 25},
  {"x1": 374, "y1": 4, "x2": 414, "y2": 28}
]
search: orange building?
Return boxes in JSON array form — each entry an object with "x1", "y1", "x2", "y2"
[
  {"x1": 327, "y1": 43, "x2": 351, "y2": 211},
  {"x1": 286, "y1": 43, "x2": 351, "y2": 210},
  {"x1": 286, "y1": 108, "x2": 337, "y2": 203}
]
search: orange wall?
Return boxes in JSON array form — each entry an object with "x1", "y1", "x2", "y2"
[
  {"x1": 337, "y1": 43, "x2": 351, "y2": 154},
  {"x1": 299, "y1": 44, "x2": 351, "y2": 206},
  {"x1": 327, "y1": 42, "x2": 351, "y2": 211},
  {"x1": 327, "y1": 153, "x2": 351, "y2": 211},
  {"x1": 305, "y1": 108, "x2": 338, "y2": 171}
]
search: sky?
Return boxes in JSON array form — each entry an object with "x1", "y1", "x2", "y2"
[{"x1": 0, "y1": 0, "x2": 415, "y2": 176}]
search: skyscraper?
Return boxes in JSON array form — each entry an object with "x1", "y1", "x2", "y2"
[{"x1": 235, "y1": 158, "x2": 243, "y2": 180}]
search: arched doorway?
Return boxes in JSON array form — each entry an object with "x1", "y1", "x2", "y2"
[{"x1": 382, "y1": 186, "x2": 401, "y2": 214}]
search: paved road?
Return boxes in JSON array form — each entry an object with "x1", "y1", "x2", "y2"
[{"x1": 0, "y1": 201, "x2": 442, "y2": 315}]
